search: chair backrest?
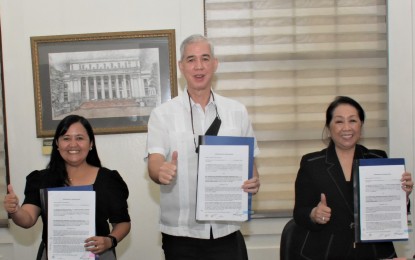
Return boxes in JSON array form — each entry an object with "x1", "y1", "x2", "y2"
[
  {"x1": 36, "y1": 242, "x2": 45, "y2": 260},
  {"x1": 280, "y1": 218, "x2": 305, "y2": 260}
]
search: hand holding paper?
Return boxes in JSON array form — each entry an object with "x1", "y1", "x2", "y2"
[
  {"x1": 400, "y1": 172, "x2": 414, "y2": 197},
  {"x1": 242, "y1": 175, "x2": 260, "y2": 194},
  {"x1": 84, "y1": 235, "x2": 110, "y2": 255}
]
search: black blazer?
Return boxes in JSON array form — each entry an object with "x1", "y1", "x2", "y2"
[{"x1": 293, "y1": 142, "x2": 397, "y2": 260}]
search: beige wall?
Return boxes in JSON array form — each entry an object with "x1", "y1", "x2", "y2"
[
  {"x1": 0, "y1": 1, "x2": 205, "y2": 259},
  {"x1": 0, "y1": 0, "x2": 414, "y2": 259},
  {"x1": 388, "y1": 0, "x2": 415, "y2": 256}
]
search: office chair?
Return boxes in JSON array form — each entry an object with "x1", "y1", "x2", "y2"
[
  {"x1": 280, "y1": 218, "x2": 306, "y2": 260},
  {"x1": 36, "y1": 242, "x2": 45, "y2": 260}
]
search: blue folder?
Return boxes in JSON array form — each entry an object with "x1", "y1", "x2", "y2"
[{"x1": 198, "y1": 135, "x2": 255, "y2": 220}]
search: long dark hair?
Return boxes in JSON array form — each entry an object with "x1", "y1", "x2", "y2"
[{"x1": 47, "y1": 115, "x2": 101, "y2": 186}]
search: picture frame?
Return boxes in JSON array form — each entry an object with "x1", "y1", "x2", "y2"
[
  {"x1": 31, "y1": 29, "x2": 177, "y2": 137},
  {"x1": 0, "y1": 25, "x2": 11, "y2": 225}
]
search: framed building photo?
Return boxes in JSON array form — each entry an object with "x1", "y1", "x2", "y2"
[{"x1": 31, "y1": 29, "x2": 177, "y2": 137}]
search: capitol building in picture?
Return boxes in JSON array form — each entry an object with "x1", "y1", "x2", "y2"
[{"x1": 49, "y1": 50, "x2": 161, "y2": 119}]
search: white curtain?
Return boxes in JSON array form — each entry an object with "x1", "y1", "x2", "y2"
[{"x1": 204, "y1": 0, "x2": 388, "y2": 213}]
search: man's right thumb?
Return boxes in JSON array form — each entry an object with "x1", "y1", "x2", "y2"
[
  {"x1": 171, "y1": 151, "x2": 178, "y2": 165},
  {"x1": 7, "y1": 184, "x2": 15, "y2": 195}
]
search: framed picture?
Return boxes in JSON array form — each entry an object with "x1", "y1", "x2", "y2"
[
  {"x1": 31, "y1": 29, "x2": 177, "y2": 137},
  {"x1": 0, "y1": 25, "x2": 10, "y2": 224}
]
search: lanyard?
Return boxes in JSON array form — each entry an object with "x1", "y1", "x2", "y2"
[{"x1": 187, "y1": 90, "x2": 221, "y2": 153}]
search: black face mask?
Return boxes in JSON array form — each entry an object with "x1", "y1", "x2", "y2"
[
  {"x1": 204, "y1": 114, "x2": 221, "y2": 136},
  {"x1": 189, "y1": 90, "x2": 221, "y2": 153},
  {"x1": 195, "y1": 115, "x2": 221, "y2": 153}
]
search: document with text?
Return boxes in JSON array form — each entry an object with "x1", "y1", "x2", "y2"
[
  {"x1": 47, "y1": 188, "x2": 96, "y2": 260},
  {"x1": 354, "y1": 158, "x2": 408, "y2": 242},
  {"x1": 196, "y1": 135, "x2": 254, "y2": 221}
]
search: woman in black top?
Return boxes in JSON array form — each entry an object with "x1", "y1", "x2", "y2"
[
  {"x1": 293, "y1": 96, "x2": 413, "y2": 260},
  {"x1": 4, "y1": 115, "x2": 131, "y2": 259}
]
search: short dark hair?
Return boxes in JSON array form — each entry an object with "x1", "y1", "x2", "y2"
[
  {"x1": 47, "y1": 114, "x2": 101, "y2": 185},
  {"x1": 325, "y1": 96, "x2": 365, "y2": 127}
]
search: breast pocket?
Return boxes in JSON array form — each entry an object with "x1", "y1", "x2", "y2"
[
  {"x1": 218, "y1": 110, "x2": 244, "y2": 136},
  {"x1": 219, "y1": 128, "x2": 241, "y2": 136}
]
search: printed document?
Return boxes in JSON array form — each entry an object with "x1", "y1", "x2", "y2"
[
  {"x1": 357, "y1": 158, "x2": 408, "y2": 242},
  {"x1": 47, "y1": 189, "x2": 96, "y2": 259},
  {"x1": 196, "y1": 144, "x2": 249, "y2": 221}
]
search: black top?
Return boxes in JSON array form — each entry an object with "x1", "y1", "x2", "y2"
[
  {"x1": 293, "y1": 142, "x2": 397, "y2": 260},
  {"x1": 23, "y1": 167, "x2": 131, "y2": 244}
]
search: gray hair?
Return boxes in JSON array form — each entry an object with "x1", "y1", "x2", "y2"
[{"x1": 179, "y1": 34, "x2": 215, "y2": 61}]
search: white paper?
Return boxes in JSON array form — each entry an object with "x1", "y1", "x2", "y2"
[
  {"x1": 47, "y1": 190, "x2": 96, "y2": 260},
  {"x1": 359, "y1": 164, "x2": 408, "y2": 241},
  {"x1": 196, "y1": 145, "x2": 249, "y2": 221}
]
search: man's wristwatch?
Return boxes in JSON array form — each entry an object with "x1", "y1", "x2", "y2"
[{"x1": 107, "y1": 235, "x2": 118, "y2": 249}]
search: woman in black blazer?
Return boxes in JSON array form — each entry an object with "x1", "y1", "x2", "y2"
[{"x1": 293, "y1": 96, "x2": 413, "y2": 260}]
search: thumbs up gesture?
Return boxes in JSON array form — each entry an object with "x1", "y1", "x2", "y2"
[
  {"x1": 3, "y1": 184, "x2": 20, "y2": 214},
  {"x1": 311, "y1": 193, "x2": 331, "y2": 224},
  {"x1": 158, "y1": 151, "x2": 178, "y2": 185}
]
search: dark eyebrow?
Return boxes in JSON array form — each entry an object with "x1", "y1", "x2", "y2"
[
  {"x1": 185, "y1": 54, "x2": 211, "y2": 60},
  {"x1": 61, "y1": 133, "x2": 86, "y2": 137}
]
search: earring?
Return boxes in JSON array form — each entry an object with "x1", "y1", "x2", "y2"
[{"x1": 89, "y1": 147, "x2": 92, "y2": 151}]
